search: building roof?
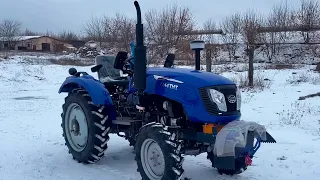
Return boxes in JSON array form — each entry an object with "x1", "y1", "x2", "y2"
[{"x1": 0, "y1": 36, "x2": 42, "y2": 41}]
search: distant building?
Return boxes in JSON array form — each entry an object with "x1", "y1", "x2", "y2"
[
  {"x1": 65, "y1": 40, "x2": 86, "y2": 49},
  {"x1": 0, "y1": 36, "x2": 74, "y2": 52}
]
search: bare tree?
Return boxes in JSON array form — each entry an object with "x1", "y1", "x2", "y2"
[
  {"x1": 202, "y1": 19, "x2": 217, "y2": 43},
  {"x1": 58, "y1": 30, "x2": 79, "y2": 41},
  {"x1": 106, "y1": 13, "x2": 135, "y2": 51},
  {"x1": 0, "y1": 19, "x2": 22, "y2": 50},
  {"x1": 22, "y1": 28, "x2": 38, "y2": 36},
  {"x1": 294, "y1": 0, "x2": 320, "y2": 43},
  {"x1": 220, "y1": 13, "x2": 241, "y2": 61},
  {"x1": 260, "y1": 0, "x2": 293, "y2": 62},
  {"x1": 241, "y1": 10, "x2": 264, "y2": 87},
  {"x1": 83, "y1": 14, "x2": 135, "y2": 52},
  {"x1": 145, "y1": 4, "x2": 195, "y2": 63},
  {"x1": 201, "y1": 19, "x2": 221, "y2": 63},
  {"x1": 83, "y1": 17, "x2": 105, "y2": 47}
]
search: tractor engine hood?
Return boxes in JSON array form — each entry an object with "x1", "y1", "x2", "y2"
[{"x1": 147, "y1": 67, "x2": 235, "y2": 88}]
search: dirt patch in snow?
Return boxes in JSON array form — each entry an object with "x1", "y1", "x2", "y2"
[{"x1": 13, "y1": 96, "x2": 48, "y2": 100}]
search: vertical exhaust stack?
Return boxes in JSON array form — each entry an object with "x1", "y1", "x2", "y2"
[
  {"x1": 190, "y1": 40, "x2": 205, "y2": 71},
  {"x1": 133, "y1": 1, "x2": 146, "y2": 93}
]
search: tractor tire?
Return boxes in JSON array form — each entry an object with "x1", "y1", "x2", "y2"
[
  {"x1": 135, "y1": 122, "x2": 184, "y2": 180},
  {"x1": 61, "y1": 88, "x2": 111, "y2": 164},
  {"x1": 207, "y1": 151, "x2": 247, "y2": 175}
]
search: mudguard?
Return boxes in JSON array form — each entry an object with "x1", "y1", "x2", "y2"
[{"x1": 58, "y1": 75, "x2": 113, "y2": 105}]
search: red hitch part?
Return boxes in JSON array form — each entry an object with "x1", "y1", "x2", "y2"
[{"x1": 245, "y1": 154, "x2": 252, "y2": 166}]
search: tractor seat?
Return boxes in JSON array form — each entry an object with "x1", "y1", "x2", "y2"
[{"x1": 95, "y1": 55, "x2": 129, "y2": 86}]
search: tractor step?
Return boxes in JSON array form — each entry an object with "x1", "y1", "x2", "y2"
[{"x1": 112, "y1": 117, "x2": 142, "y2": 126}]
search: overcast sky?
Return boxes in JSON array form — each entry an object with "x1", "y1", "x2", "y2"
[{"x1": 0, "y1": 0, "x2": 302, "y2": 35}]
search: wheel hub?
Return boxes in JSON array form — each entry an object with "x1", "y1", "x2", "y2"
[
  {"x1": 71, "y1": 117, "x2": 80, "y2": 136},
  {"x1": 64, "y1": 103, "x2": 89, "y2": 152},
  {"x1": 141, "y1": 139, "x2": 165, "y2": 180},
  {"x1": 149, "y1": 149, "x2": 162, "y2": 167}
]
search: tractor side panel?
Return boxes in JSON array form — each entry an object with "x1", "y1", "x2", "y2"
[
  {"x1": 58, "y1": 75, "x2": 113, "y2": 105},
  {"x1": 145, "y1": 74, "x2": 240, "y2": 124}
]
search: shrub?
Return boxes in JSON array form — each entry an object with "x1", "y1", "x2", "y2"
[
  {"x1": 230, "y1": 71, "x2": 273, "y2": 91},
  {"x1": 48, "y1": 58, "x2": 94, "y2": 66},
  {"x1": 286, "y1": 71, "x2": 320, "y2": 85}
]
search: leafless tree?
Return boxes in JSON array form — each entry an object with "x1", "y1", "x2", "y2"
[
  {"x1": 294, "y1": 0, "x2": 320, "y2": 43},
  {"x1": 83, "y1": 17, "x2": 105, "y2": 47},
  {"x1": 83, "y1": 14, "x2": 135, "y2": 52},
  {"x1": 145, "y1": 4, "x2": 195, "y2": 63},
  {"x1": 202, "y1": 19, "x2": 217, "y2": 43},
  {"x1": 260, "y1": 1, "x2": 292, "y2": 62},
  {"x1": 241, "y1": 10, "x2": 263, "y2": 45},
  {"x1": 45, "y1": 29, "x2": 57, "y2": 37},
  {"x1": 201, "y1": 19, "x2": 221, "y2": 63},
  {"x1": 220, "y1": 13, "x2": 241, "y2": 61},
  {"x1": 58, "y1": 30, "x2": 79, "y2": 41},
  {"x1": 240, "y1": 10, "x2": 264, "y2": 87},
  {"x1": 105, "y1": 13, "x2": 135, "y2": 51},
  {"x1": 22, "y1": 28, "x2": 38, "y2": 36},
  {"x1": 0, "y1": 19, "x2": 22, "y2": 50}
]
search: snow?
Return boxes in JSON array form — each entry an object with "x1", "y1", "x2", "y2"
[
  {"x1": 0, "y1": 36, "x2": 42, "y2": 41},
  {"x1": 0, "y1": 56, "x2": 319, "y2": 180}
]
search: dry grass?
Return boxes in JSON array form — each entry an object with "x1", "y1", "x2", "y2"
[
  {"x1": 286, "y1": 71, "x2": 320, "y2": 85},
  {"x1": 230, "y1": 71, "x2": 274, "y2": 91},
  {"x1": 48, "y1": 58, "x2": 95, "y2": 66},
  {"x1": 279, "y1": 101, "x2": 320, "y2": 127},
  {"x1": 265, "y1": 64, "x2": 304, "y2": 70}
]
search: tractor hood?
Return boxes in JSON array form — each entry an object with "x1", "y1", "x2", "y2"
[{"x1": 147, "y1": 67, "x2": 235, "y2": 88}]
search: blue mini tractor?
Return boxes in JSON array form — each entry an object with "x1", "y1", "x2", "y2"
[{"x1": 58, "y1": 1, "x2": 276, "y2": 179}]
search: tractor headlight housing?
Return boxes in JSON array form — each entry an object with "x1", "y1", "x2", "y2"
[
  {"x1": 208, "y1": 89, "x2": 227, "y2": 112},
  {"x1": 236, "y1": 87, "x2": 241, "y2": 110}
]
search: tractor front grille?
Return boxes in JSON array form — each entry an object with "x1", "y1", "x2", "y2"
[{"x1": 199, "y1": 85, "x2": 239, "y2": 116}]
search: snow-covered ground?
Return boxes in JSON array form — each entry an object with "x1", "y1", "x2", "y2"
[{"x1": 0, "y1": 57, "x2": 319, "y2": 180}]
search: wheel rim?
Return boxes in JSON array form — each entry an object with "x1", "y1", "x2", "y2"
[
  {"x1": 140, "y1": 138, "x2": 165, "y2": 180},
  {"x1": 65, "y1": 103, "x2": 88, "y2": 152}
]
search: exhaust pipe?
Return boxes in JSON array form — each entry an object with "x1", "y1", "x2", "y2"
[
  {"x1": 133, "y1": 1, "x2": 146, "y2": 93},
  {"x1": 190, "y1": 40, "x2": 205, "y2": 71}
]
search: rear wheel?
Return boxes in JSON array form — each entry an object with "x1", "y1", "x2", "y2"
[
  {"x1": 135, "y1": 123, "x2": 184, "y2": 180},
  {"x1": 61, "y1": 88, "x2": 111, "y2": 163}
]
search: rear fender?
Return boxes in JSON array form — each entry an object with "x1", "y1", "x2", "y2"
[{"x1": 58, "y1": 75, "x2": 113, "y2": 105}]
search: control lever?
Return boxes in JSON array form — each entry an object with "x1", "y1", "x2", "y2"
[
  {"x1": 68, "y1": 68, "x2": 88, "y2": 77},
  {"x1": 91, "y1": 64, "x2": 102, "y2": 73},
  {"x1": 69, "y1": 68, "x2": 77, "y2": 75}
]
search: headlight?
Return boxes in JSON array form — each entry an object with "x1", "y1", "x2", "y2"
[
  {"x1": 236, "y1": 87, "x2": 241, "y2": 110},
  {"x1": 208, "y1": 89, "x2": 227, "y2": 112}
]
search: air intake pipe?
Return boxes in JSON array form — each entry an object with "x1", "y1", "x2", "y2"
[{"x1": 133, "y1": 1, "x2": 146, "y2": 93}]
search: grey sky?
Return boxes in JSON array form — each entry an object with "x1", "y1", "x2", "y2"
[{"x1": 0, "y1": 0, "x2": 301, "y2": 35}]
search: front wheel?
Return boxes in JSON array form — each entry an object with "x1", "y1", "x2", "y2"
[
  {"x1": 207, "y1": 151, "x2": 247, "y2": 175},
  {"x1": 135, "y1": 123, "x2": 184, "y2": 180}
]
